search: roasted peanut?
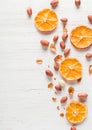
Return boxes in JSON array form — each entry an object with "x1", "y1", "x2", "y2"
[
  {"x1": 50, "y1": 0, "x2": 59, "y2": 7},
  {"x1": 40, "y1": 40, "x2": 49, "y2": 48},
  {"x1": 60, "y1": 17, "x2": 68, "y2": 25},
  {"x1": 62, "y1": 32, "x2": 68, "y2": 41},
  {"x1": 78, "y1": 92, "x2": 88, "y2": 101},
  {"x1": 85, "y1": 53, "x2": 92, "y2": 59},
  {"x1": 60, "y1": 41, "x2": 66, "y2": 49},
  {"x1": 88, "y1": 15, "x2": 92, "y2": 24},
  {"x1": 75, "y1": 0, "x2": 81, "y2": 7},
  {"x1": 54, "y1": 63, "x2": 59, "y2": 71},
  {"x1": 27, "y1": 7, "x2": 32, "y2": 16},
  {"x1": 70, "y1": 126, "x2": 76, "y2": 130},
  {"x1": 45, "y1": 69, "x2": 53, "y2": 77},
  {"x1": 60, "y1": 96, "x2": 68, "y2": 103},
  {"x1": 53, "y1": 35, "x2": 59, "y2": 42},
  {"x1": 55, "y1": 85, "x2": 62, "y2": 91},
  {"x1": 64, "y1": 48, "x2": 71, "y2": 57}
]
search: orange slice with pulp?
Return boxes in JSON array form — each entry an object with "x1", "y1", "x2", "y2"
[
  {"x1": 70, "y1": 25, "x2": 92, "y2": 49},
  {"x1": 66, "y1": 101, "x2": 87, "y2": 124},
  {"x1": 59, "y1": 58, "x2": 82, "y2": 81},
  {"x1": 34, "y1": 8, "x2": 58, "y2": 32}
]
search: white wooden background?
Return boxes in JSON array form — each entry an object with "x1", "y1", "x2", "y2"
[{"x1": 0, "y1": 0, "x2": 92, "y2": 130}]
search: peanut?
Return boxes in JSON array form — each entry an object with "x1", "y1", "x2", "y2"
[
  {"x1": 50, "y1": 44, "x2": 56, "y2": 53},
  {"x1": 85, "y1": 53, "x2": 92, "y2": 59},
  {"x1": 54, "y1": 63, "x2": 59, "y2": 71},
  {"x1": 53, "y1": 35, "x2": 59, "y2": 42},
  {"x1": 62, "y1": 32, "x2": 68, "y2": 41},
  {"x1": 88, "y1": 15, "x2": 92, "y2": 24},
  {"x1": 45, "y1": 69, "x2": 53, "y2": 77},
  {"x1": 40, "y1": 40, "x2": 49, "y2": 48},
  {"x1": 55, "y1": 85, "x2": 62, "y2": 91},
  {"x1": 27, "y1": 7, "x2": 32, "y2": 16},
  {"x1": 60, "y1": 41, "x2": 66, "y2": 49},
  {"x1": 70, "y1": 126, "x2": 76, "y2": 130},
  {"x1": 78, "y1": 92, "x2": 88, "y2": 102},
  {"x1": 54, "y1": 55, "x2": 62, "y2": 63},
  {"x1": 60, "y1": 17, "x2": 68, "y2": 25},
  {"x1": 58, "y1": 79, "x2": 65, "y2": 88},
  {"x1": 64, "y1": 48, "x2": 71, "y2": 57},
  {"x1": 75, "y1": 0, "x2": 81, "y2": 7},
  {"x1": 60, "y1": 96, "x2": 68, "y2": 103},
  {"x1": 50, "y1": 0, "x2": 59, "y2": 7}
]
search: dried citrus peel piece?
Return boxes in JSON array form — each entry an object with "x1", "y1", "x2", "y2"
[
  {"x1": 66, "y1": 101, "x2": 87, "y2": 124},
  {"x1": 70, "y1": 25, "x2": 92, "y2": 49},
  {"x1": 34, "y1": 8, "x2": 58, "y2": 32}
]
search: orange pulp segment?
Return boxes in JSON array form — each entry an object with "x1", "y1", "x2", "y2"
[
  {"x1": 70, "y1": 25, "x2": 92, "y2": 49},
  {"x1": 59, "y1": 58, "x2": 82, "y2": 81},
  {"x1": 34, "y1": 8, "x2": 58, "y2": 32},
  {"x1": 66, "y1": 101, "x2": 87, "y2": 124}
]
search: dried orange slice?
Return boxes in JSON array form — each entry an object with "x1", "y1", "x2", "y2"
[
  {"x1": 66, "y1": 101, "x2": 87, "y2": 124},
  {"x1": 59, "y1": 58, "x2": 82, "y2": 81},
  {"x1": 70, "y1": 25, "x2": 92, "y2": 49},
  {"x1": 34, "y1": 8, "x2": 58, "y2": 32}
]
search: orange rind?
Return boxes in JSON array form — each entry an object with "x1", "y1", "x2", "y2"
[
  {"x1": 34, "y1": 8, "x2": 58, "y2": 32},
  {"x1": 66, "y1": 101, "x2": 87, "y2": 124},
  {"x1": 59, "y1": 58, "x2": 82, "y2": 81},
  {"x1": 70, "y1": 25, "x2": 92, "y2": 49}
]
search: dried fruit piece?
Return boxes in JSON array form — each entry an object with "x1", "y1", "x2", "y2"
[
  {"x1": 45, "y1": 69, "x2": 53, "y2": 77},
  {"x1": 50, "y1": 0, "x2": 59, "y2": 7},
  {"x1": 59, "y1": 58, "x2": 82, "y2": 81},
  {"x1": 75, "y1": 0, "x2": 81, "y2": 7},
  {"x1": 66, "y1": 101, "x2": 87, "y2": 124},
  {"x1": 54, "y1": 55, "x2": 62, "y2": 63},
  {"x1": 50, "y1": 44, "x2": 56, "y2": 53},
  {"x1": 88, "y1": 15, "x2": 92, "y2": 24},
  {"x1": 60, "y1": 96, "x2": 68, "y2": 104},
  {"x1": 27, "y1": 7, "x2": 32, "y2": 16},
  {"x1": 40, "y1": 40, "x2": 49, "y2": 48},
  {"x1": 64, "y1": 48, "x2": 71, "y2": 57},
  {"x1": 34, "y1": 8, "x2": 58, "y2": 32},
  {"x1": 55, "y1": 85, "x2": 62, "y2": 91},
  {"x1": 53, "y1": 35, "x2": 59, "y2": 42},
  {"x1": 36, "y1": 59, "x2": 43, "y2": 64},
  {"x1": 48, "y1": 82, "x2": 53, "y2": 88},
  {"x1": 70, "y1": 25, "x2": 92, "y2": 49},
  {"x1": 60, "y1": 41, "x2": 66, "y2": 49},
  {"x1": 68, "y1": 86, "x2": 74, "y2": 96},
  {"x1": 89, "y1": 65, "x2": 92, "y2": 74},
  {"x1": 78, "y1": 92, "x2": 88, "y2": 102},
  {"x1": 85, "y1": 53, "x2": 92, "y2": 59},
  {"x1": 70, "y1": 126, "x2": 76, "y2": 130},
  {"x1": 52, "y1": 97, "x2": 57, "y2": 102}
]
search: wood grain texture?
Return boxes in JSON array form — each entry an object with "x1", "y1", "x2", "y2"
[{"x1": 0, "y1": 0, "x2": 92, "y2": 130}]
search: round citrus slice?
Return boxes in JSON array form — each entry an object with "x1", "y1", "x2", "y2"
[
  {"x1": 70, "y1": 25, "x2": 92, "y2": 49},
  {"x1": 34, "y1": 8, "x2": 58, "y2": 32},
  {"x1": 59, "y1": 58, "x2": 82, "y2": 81},
  {"x1": 66, "y1": 101, "x2": 87, "y2": 124}
]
